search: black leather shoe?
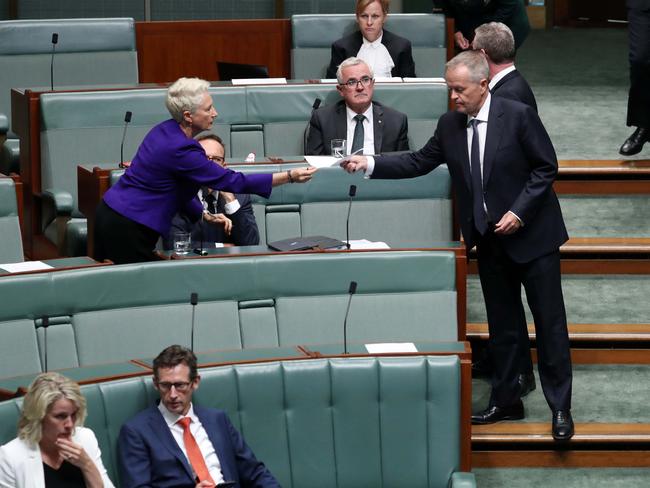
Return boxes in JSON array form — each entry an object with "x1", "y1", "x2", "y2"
[
  {"x1": 472, "y1": 400, "x2": 524, "y2": 424},
  {"x1": 518, "y1": 372, "x2": 536, "y2": 397},
  {"x1": 552, "y1": 410, "x2": 574, "y2": 440},
  {"x1": 620, "y1": 127, "x2": 650, "y2": 156}
]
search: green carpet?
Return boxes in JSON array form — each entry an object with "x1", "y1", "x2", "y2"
[
  {"x1": 467, "y1": 275, "x2": 650, "y2": 324},
  {"x1": 514, "y1": 28, "x2": 647, "y2": 160},
  {"x1": 472, "y1": 365, "x2": 650, "y2": 423},
  {"x1": 474, "y1": 468, "x2": 650, "y2": 487},
  {"x1": 560, "y1": 196, "x2": 650, "y2": 238}
]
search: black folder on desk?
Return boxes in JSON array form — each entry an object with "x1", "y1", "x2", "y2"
[{"x1": 268, "y1": 235, "x2": 345, "y2": 252}]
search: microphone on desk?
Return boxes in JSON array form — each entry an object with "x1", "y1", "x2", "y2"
[
  {"x1": 303, "y1": 97, "x2": 321, "y2": 153},
  {"x1": 346, "y1": 184, "x2": 357, "y2": 249},
  {"x1": 50, "y1": 33, "x2": 58, "y2": 91},
  {"x1": 38, "y1": 316, "x2": 50, "y2": 372},
  {"x1": 343, "y1": 281, "x2": 357, "y2": 354},
  {"x1": 190, "y1": 293, "x2": 198, "y2": 352},
  {"x1": 120, "y1": 111, "x2": 133, "y2": 166}
]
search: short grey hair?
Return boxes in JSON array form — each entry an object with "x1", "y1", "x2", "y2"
[
  {"x1": 165, "y1": 77, "x2": 211, "y2": 123},
  {"x1": 336, "y1": 57, "x2": 375, "y2": 84},
  {"x1": 473, "y1": 22, "x2": 516, "y2": 64},
  {"x1": 445, "y1": 50, "x2": 489, "y2": 83}
]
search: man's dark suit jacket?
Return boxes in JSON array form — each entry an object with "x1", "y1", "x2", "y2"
[
  {"x1": 491, "y1": 69, "x2": 537, "y2": 112},
  {"x1": 439, "y1": 0, "x2": 530, "y2": 49},
  {"x1": 164, "y1": 192, "x2": 259, "y2": 249},
  {"x1": 373, "y1": 96, "x2": 567, "y2": 263},
  {"x1": 118, "y1": 405, "x2": 280, "y2": 488},
  {"x1": 326, "y1": 29, "x2": 416, "y2": 78},
  {"x1": 305, "y1": 100, "x2": 409, "y2": 155}
]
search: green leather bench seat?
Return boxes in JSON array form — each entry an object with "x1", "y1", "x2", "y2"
[
  {"x1": 291, "y1": 13, "x2": 447, "y2": 79},
  {"x1": 0, "y1": 251, "x2": 460, "y2": 379},
  {"x1": 42, "y1": 82, "x2": 447, "y2": 255},
  {"x1": 0, "y1": 177, "x2": 23, "y2": 264},
  {"x1": 0, "y1": 18, "x2": 139, "y2": 149},
  {"x1": 0, "y1": 356, "x2": 475, "y2": 488}
]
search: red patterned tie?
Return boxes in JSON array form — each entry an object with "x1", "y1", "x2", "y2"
[{"x1": 177, "y1": 417, "x2": 215, "y2": 485}]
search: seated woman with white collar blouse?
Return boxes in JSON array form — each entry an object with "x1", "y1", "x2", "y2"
[{"x1": 326, "y1": 0, "x2": 416, "y2": 79}]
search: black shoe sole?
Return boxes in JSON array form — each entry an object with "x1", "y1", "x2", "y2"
[{"x1": 471, "y1": 413, "x2": 525, "y2": 425}]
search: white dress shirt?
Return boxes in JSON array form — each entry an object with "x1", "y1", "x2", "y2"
[
  {"x1": 345, "y1": 104, "x2": 375, "y2": 155},
  {"x1": 489, "y1": 64, "x2": 516, "y2": 91},
  {"x1": 158, "y1": 402, "x2": 225, "y2": 484},
  {"x1": 356, "y1": 33, "x2": 394, "y2": 78}
]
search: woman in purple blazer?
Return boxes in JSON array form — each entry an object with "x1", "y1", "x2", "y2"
[{"x1": 95, "y1": 77, "x2": 316, "y2": 264}]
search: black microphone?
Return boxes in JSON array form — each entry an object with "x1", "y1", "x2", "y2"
[
  {"x1": 303, "y1": 97, "x2": 322, "y2": 154},
  {"x1": 120, "y1": 110, "x2": 132, "y2": 165},
  {"x1": 190, "y1": 293, "x2": 198, "y2": 352},
  {"x1": 343, "y1": 281, "x2": 357, "y2": 354},
  {"x1": 38, "y1": 316, "x2": 50, "y2": 372},
  {"x1": 345, "y1": 184, "x2": 357, "y2": 249},
  {"x1": 50, "y1": 33, "x2": 58, "y2": 91}
]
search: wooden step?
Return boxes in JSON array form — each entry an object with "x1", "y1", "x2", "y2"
[
  {"x1": 472, "y1": 422, "x2": 650, "y2": 446},
  {"x1": 473, "y1": 449, "x2": 650, "y2": 468},
  {"x1": 467, "y1": 323, "x2": 650, "y2": 342},
  {"x1": 561, "y1": 237, "x2": 650, "y2": 255},
  {"x1": 558, "y1": 159, "x2": 650, "y2": 177}
]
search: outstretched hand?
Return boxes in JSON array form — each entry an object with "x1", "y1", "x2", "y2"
[
  {"x1": 290, "y1": 166, "x2": 317, "y2": 183},
  {"x1": 203, "y1": 212, "x2": 232, "y2": 235},
  {"x1": 339, "y1": 155, "x2": 368, "y2": 174}
]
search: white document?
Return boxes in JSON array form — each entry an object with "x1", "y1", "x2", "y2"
[
  {"x1": 231, "y1": 78, "x2": 287, "y2": 85},
  {"x1": 0, "y1": 261, "x2": 53, "y2": 273},
  {"x1": 348, "y1": 239, "x2": 390, "y2": 250},
  {"x1": 402, "y1": 77, "x2": 446, "y2": 83},
  {"x1": 304, "y1": 155, "x2": 340, "y2": 168},
  {"x1": 365, "y1": 343, "x2": 418, "y2": 354},
  {"x1": 319, "y1": 78, "x2": 338, "y2": 84}
]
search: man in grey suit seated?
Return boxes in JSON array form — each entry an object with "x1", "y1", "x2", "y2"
[{"x1": 305, "y1": 57, "x2": 409, "y2": 156}]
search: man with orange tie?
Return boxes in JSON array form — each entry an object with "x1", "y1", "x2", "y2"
[{"x1": 118, "y1": 345, "x2": 279, "y2": 488}]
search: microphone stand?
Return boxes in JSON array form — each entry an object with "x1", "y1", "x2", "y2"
[
  {"x1": 190, "y1": 293, "x2": 198, "y2": 352},
  {"x1": 343, "y1": 281, "x2": 357, "y2": 354},
  {"x1": 120, "y1": 111, "x2": 132, "y2": 165},
  {"x1": 346, "y1": 185, "x2": 357, "y2": 249},
  {"x1": 50, "y1": 33, "x2": 58, "y2": 91}
]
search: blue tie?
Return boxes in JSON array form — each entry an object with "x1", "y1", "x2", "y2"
[{"x1": 470, "y1": 119, "x2": 488, "y2": 235}]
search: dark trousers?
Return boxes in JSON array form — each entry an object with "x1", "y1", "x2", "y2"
[
  {"x1": 627, "y1": 4, "x2": 650, "y2": 128},
  {"x1": 94, "y1": 200, "x2": 160, "y2": 264},
  {"x1": 476, "y1": 231, "x2": 572, "y2": 412}
]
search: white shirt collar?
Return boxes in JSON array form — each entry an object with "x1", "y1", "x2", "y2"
[
  {"x1": 158, "y1": 401, "x2": 197, "y2": 427},
  {"x1": 362, "y1": 32, "x2": 383, "y2": 48},
  {"x1": 468, "y1": 92, "x2": 491, "y2": 126},
  {"x1": 489, "y1": 65, "x2": 517, "y2": 91},
  {"x1": 345, "y1": 103, "x2": 373, "y2": 123}
]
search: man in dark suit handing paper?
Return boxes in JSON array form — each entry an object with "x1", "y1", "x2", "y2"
[
  {"x1": 306, "y1": 57, "x2": 409, "y2": 156},
  {"x1": 341, "y1": 50, "x2": 574, "y2": 440}
]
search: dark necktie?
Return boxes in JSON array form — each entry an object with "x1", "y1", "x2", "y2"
[
  {"x1": 470, "y1": 119, "x2": 488, "y2": 235},
  {"x1": 351, "y1": 114, "x2": 365, "y2": 154}
]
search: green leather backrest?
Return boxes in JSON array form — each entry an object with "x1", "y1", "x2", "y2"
[
  {"x1": 0, "y1": 251, "x2": 458, "y2": 374},
  {"x1": 15, "y1": 4, "x2": 145, "y2": 20},
  {"x1": 246, "y1": 81, "x2": 448, "y2": 153},
  {"x1": 0, "y1": 356, "x2": 462, "y2": 487},
  {"x1": 0, "y1": 18, "x2": 138, "y2": 138},
  {"x1": 0, "y1": 178, "x2": 23, "y2": 263},
  {"x1": 291, "y1": 13, "x2": 447, "y2": 79}
]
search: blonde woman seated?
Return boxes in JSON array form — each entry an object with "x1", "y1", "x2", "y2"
[{"x1": 0, "y1": 372, "x2": 114, "y2": 488}]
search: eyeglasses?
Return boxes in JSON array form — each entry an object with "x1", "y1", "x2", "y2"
[
  {"x1": 207, "y1": 155, "x2": 225, "y2": 163},
  {"x1": 340, "y1": 76, "x2": 374, "y2": 88},
  {"x1": 156, "y1": 381, "x2": 192, "y2": 392}
]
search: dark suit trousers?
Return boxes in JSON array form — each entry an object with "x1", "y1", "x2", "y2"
[
  {"x1": 627, "y1": 5, "x2": 650, "y2": 128},
  {"x1": 476, "y1": 231, "x2": 572, "y2": 412}
]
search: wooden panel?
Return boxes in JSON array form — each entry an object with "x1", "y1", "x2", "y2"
[
  {"x1": 555, "y1": 180, "x2": 650, "y2": 194},
  {"x1": 136, "y1": 20, "x2": 292, "y2": 83},
  {"x1": 474, "y1": 450, "x2": 650, "y2": 468},
  {"x1": 468, "y1": 322, "x2": 650, "y2": 342}
]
